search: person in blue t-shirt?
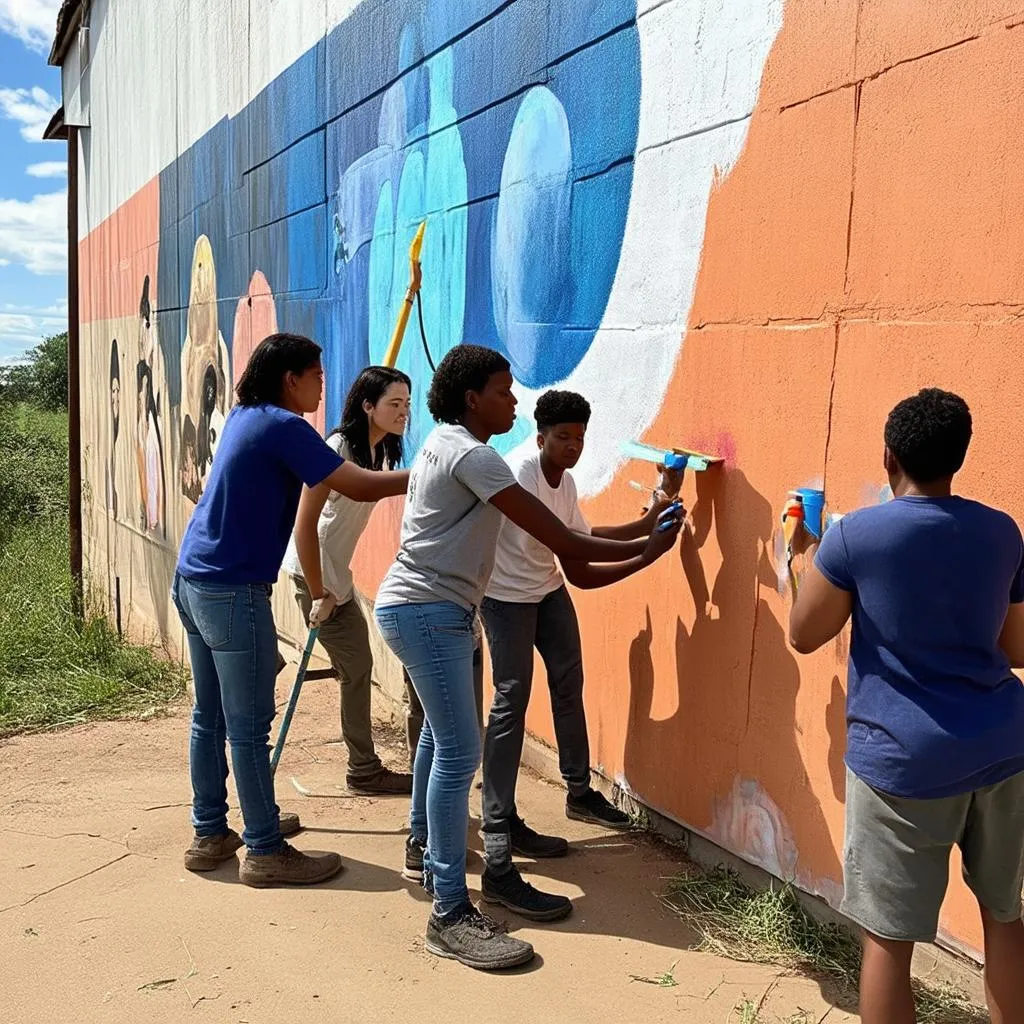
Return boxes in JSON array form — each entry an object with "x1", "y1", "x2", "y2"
[
  {"x1": 173, "y1": 332, "x2": 409, "y2": 888},
  {"x1": 788, "y1": 388, "x2": 1024, "y2": 1024}
]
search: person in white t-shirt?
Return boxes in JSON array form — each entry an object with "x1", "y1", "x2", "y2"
[{"x1": 480, "y1": 390, "x2": 683, "y2": 898}]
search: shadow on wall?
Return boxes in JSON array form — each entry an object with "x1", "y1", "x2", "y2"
[{"x1": 623, "y1": 466, "x2": 845, "y2": 902}]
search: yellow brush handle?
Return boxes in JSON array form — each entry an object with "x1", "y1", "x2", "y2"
[{"x1": 382, "y1": 221, "x2": 427, "y2": 369}]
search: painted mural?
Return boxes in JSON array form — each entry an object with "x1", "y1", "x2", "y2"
[{"x1": 75, "y1": 0, "x2": 1024, "y2": 959}]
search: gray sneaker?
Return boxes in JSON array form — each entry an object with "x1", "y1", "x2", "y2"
[
  {"x1": 425, "y1": 903, "x2": 535, "y2": 970},
  {"x1": 239, "y1": 842, "x2": 344, "y2": 888}
]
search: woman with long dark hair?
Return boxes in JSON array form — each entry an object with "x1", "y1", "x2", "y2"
[
  {"x1": 173, "y1": 333, "x2": 408, "y2": 887},
  {"x1": 283, "y1": 366, "x2": 418, "y2": 794}
]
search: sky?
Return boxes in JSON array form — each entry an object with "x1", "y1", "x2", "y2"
[{"x1": 0, "y1": 0, "x2": 67, "y2": 364}]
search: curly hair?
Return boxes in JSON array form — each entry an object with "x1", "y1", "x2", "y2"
[
  {"x1": 534, "y1": 390, "x2": 591, "y2": 430},
  {"x1": 884, "y1": 388, "x2": 972, "y2": 483},
  {"x1": 235, "y1": 332, "x2": 322, "y2": 407},
  {"x1": 426, "y1": 344, "x2": 510, "y2": 424}
]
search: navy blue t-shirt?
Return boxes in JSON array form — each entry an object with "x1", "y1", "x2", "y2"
[
  {"x1": 815, "y1": 496, "x2": 1024, "y2": 799},
  {"x1": 177, "y1": 404, "x2": 343, "y2": 584}
]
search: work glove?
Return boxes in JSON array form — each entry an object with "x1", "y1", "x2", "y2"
[{"x1": 309, "y1": 591, "x2": 337, "y2": 628}]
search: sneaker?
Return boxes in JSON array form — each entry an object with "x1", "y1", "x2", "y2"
[
  {"x1": 347, "y1": 767, "x2": 414, "y2": 795},
  {"x1": 510, "y1": 816, "x2": 569, "y2": 858},
  {"x1": 184, "y1": 829, "x2": 243, "y2": 872},
  {"x1": 425, "y1": 903, "x2": 535, "y2": 970},
  {"x1": 482, "y1": 865, "x2": 572, "y2": 922},
  {"x1": 238, "y1": 841, "x2": 344, "y2": 887},
  {"x1": 279, "y1": 811, "x2": 302, "y2": 837},
  {"x1": 566, "y1": 788, "x2": 633, "y2": 830},
  {"x1": 403, "y1": 835, "x2": 426, "y2": 882}
]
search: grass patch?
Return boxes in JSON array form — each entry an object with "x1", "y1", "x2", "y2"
[
  {"x1": 663, "y1": 866, "x2": 987, "y2": 1024},
  {"x1": 0, "y1": 400, "x2": 185, "y2": 736}
]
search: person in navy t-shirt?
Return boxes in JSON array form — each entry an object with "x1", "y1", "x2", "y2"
[
  {"x1": 172, "y1": 332, "x2": 408, "y2": 888},
  {"x1": 789, "y1": 388, "x2": 1024, "y2": 1024}
]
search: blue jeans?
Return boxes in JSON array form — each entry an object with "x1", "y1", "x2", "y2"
[
  {"x1": 172, "y1": 572, "x2": 284, "y2": 855},
  {"x1": 375, "y1": 601, "x2": 480, "y2": 915}
]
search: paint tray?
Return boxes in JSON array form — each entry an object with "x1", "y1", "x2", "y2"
[{"x1": 620, "y1": 439, "x2": 723, "y2": 472}]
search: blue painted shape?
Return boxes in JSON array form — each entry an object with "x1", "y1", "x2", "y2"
[
  {"x1": 155, "y1": 0, "x2": 642, "y2": 464},
  {"x1": 447, "y1": 0, "x2": 549, "y2": 123},
  {"x1": 491, "y1": 86, "x2": 572, "y2": 386},
  {"x1": 245, "y1": 43, "x2": 326, "y2": 170},
  {"x1": 547, "y1": 0, "x2": 636, "y2": 59},
  {"x1": 549, "y1": 26, "x2": 641, "y2": 175},
  {"x1": 250, "y1": 205, "x2": 328, "y2": 295},
  {"x1": 248, "y1": 131, "x2": 326, "y2": 229}
]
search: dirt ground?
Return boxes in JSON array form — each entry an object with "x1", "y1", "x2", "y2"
[{"x1": 1, "y1": 671, "x2": 860, "y2": 1024}]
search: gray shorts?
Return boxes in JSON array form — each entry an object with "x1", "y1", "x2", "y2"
[{"x1": 842, "y1": 767, "x2": 1024, "y2": 942}]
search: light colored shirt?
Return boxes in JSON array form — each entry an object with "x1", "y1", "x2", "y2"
[
  {"x1": 281, "y1": 435, "x2": 374, "y2": 605},
  {"x1": 375, "y1": 424, "x2": 516, "y2": 611},
  {"x1": 486, "y1": 449, "x2": 590, "y2": 603}
]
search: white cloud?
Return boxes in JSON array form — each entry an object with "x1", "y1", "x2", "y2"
[
  {"x1": 0, "y1": 85, "x2": 59, "y2": 142},
  {"x1": 0, "y1": 190, "x2": 66, "y2": 273},
  {"x1": 0, "y1": 1, "x2": 60, "y2": 54},
  {"x1": 26, "y1": 159, "x2": 65, "y2": 178}
]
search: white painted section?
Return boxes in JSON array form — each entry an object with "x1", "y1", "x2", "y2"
[{"x1": 506, "y1": 0, "x2": 784, "y2": 496}]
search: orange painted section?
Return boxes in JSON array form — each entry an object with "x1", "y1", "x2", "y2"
[
  {"x1": 79, "y1": 178, "x2": 160, "y2": 324},
  {"x1": 528, "y1": 2, "x2": 1024, "y2": 957}
]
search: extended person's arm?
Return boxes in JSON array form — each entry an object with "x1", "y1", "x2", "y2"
[
  {"x1": 561, "y1": 553, "x2": 657, "y2": 589},
  {"x1": 999, "y1": 603, "x2": 1024, "y2": 669},
  {"x1": 294, "y1": 482, "x2": 331, "y2": 600},
  {"x1": 325, "y1": 461, "x2": 409, "y2": 501},
  {"x1": 489, "y1": 484, "x2": 680, "y2": 563},
  {"x1": 591, "y1": 493, "x2": 672, "y2": 541},
  {"x1": 788, "y1": 540, "x2": 853, "y2": 654}
]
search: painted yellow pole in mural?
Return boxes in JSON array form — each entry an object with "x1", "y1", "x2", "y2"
[{"x1": 382, "y1": 220, "x2": 427, "y2": 369}]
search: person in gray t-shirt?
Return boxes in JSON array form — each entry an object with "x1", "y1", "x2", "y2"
[{"x1": 374, "y1": 345, "x2": 683, "y2": 971}]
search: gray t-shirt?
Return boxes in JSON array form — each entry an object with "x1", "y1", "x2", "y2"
[{"x1": 375, "y1": 423, "x2": 516, "y2": 611}]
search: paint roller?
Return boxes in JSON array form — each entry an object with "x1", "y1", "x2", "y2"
[
  {"x1": 274, "y1": 221, "x2": 427, "y2": 786},
  {"x1": 621, "y1": 439, "x2": 724, "y2": 526}
]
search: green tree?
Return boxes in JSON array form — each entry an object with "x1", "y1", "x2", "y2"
[{"x1": 0, "y1": 332, "x2": 68, "y2": 410}]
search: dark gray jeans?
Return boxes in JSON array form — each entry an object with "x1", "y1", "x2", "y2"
[{"x1": 480, "y1": 586, "x2": 590, "y2": 850}]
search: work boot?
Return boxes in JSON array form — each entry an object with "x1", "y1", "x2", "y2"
[
  {"x1": 425, "y1": 902, "x2": 534, "y2": 970},
  {"x1": 482, "y1": 864, "x2": 572, "y2": 922},
  {"x1": 510, "y1": 815, "x2": 569, "y2": 858},
  {"x1": 566, "y1": 788, "x2": 632, "y2": 830},
  {"x1": 184, "y1": 829, "x2": 243, "y2": 872},
  {"x1": 239, "y1": 842, "x2": 344, "y2": 887},
  {"x1": 347, "y1": 767, "x2": 414, "y2": 796}
]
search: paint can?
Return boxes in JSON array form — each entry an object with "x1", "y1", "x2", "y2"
[{"x1": 795, "y1": 487, "x2": 826, "y2": 539}]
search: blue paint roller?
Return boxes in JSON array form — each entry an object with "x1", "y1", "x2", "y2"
[{"x1": 620, "y1": 439, "x2": 723, "y2": 474}]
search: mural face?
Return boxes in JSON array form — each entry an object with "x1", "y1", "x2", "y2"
[
  {"x1": 134, "y1": 276, "x2": 167, "y2": 537},
  {"x1": 179, "y1": 236, "x2": 229, "y2": 503}
]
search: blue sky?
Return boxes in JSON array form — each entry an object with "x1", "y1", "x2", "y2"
[{"x1": 0, "y1": 1, "x2": 67, "y2": 364}]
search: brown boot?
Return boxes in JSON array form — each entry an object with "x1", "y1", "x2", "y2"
[
  {"x1": 184, "y1": 829, "x2": 244, "y2": 872},
  {"x1": 347, "y1": 767, "x2": 414, "y2": 795},
  {"x1": 239, "y1": 842, "x2": 344, "y2": 888}
]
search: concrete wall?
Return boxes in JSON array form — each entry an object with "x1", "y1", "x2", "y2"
[{"x1": 71, "y1": 0, "x2": 1024, "y2": 959}]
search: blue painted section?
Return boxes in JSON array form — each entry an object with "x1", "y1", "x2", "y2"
[{"x1": 157, "y1": 0, "x2": 641, "y2": 455}]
